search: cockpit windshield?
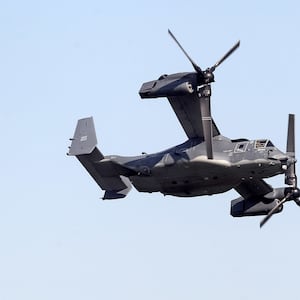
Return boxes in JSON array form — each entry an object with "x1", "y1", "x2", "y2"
[{"x1": 255, "y1": 139, "x2": 274, "y2": 148}]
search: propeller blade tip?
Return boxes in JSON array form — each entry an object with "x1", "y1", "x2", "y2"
[{"x1": 259, "y1": 221, "x2": 265, "y2": 228}]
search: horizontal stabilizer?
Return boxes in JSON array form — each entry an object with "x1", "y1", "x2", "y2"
[
  {"x1": 103, "y1": 176, "x2": 132, "y2": 200},
  {"x1": 68, "y1": 117, "x2": 99, "y2": 156}
]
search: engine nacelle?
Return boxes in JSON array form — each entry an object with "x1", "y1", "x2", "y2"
[
  {"x1": 231, "y1": 196, "x2": 283, "y2": 217},
  {"x1": 139, "y1": 72, "x2": 197, "y2": 98}
]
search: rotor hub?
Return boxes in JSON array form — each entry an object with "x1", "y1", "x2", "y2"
[{"x1": 203, "y1": 69, "x2": 215, "y2": 84}]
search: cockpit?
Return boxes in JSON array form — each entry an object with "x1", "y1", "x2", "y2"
[{"x1": 255, "y1": 139, "x2": 274, "y2": 149}]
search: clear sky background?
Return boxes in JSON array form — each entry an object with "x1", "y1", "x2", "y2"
[{"x1": 0, "y1": 1, "x2": 300, "y2": 299}]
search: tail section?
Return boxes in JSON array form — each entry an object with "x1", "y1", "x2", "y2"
[
  {"x1": 68, "y1": 117, "x2": 102, "y2": 157},
  {"x1": 68, "y1": 117, "x2": 132, "y2": 199}
]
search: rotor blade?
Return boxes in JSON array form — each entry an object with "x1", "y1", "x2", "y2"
[
  {"x1": 285, "y1": 114, "x2": 297, "y2": 187},
  {"x1": 199, "y1": 85, "x2": 213, "y2": 159},
  {"x1": 168, "y1": 29, "x2": 204, "y2": 75},
  {"x1": 210, "y1": 41, "x2": 240, "y2": 72},
  {"x1": 287, "y1": 114, "x2": 295, "y2": 154},
  {"x1": 260, "y1": 193, "x2": 291, "y2": 228}
]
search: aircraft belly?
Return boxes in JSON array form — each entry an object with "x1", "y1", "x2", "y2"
[
  {"x1": 130, "y1": 159, "x2": 239, "y2": 197},
  {"x1": 130, "y1": 176, "x2": 161, "y2": 193},
  {"x1": 159, "y1": 163, "x2": 237, "y2": 197},
  {"x1": 129, "y1": 157, "x2": 284, "y2": 197}
]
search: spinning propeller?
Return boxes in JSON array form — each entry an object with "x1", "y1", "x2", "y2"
[
  {"x1": 260, "y1": 114, "x2": 300, "y2": 227},
  {"x1": 168, "y1": 30, "x2": 240, "y2": 159}
]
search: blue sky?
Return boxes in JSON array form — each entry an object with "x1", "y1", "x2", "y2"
[{"x1": 0, "y1": 1, "x2": 300, "y2": 299}]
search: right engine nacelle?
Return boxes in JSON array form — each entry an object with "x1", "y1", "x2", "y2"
[{"x1": 231, "y1": 196, "x2": 283, "y2": 217}]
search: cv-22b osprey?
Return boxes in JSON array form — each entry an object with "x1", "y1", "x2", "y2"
[{"x1": 68, "y1": 30, "x2": 299, "y2": 227}]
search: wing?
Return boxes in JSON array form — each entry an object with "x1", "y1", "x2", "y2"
[
  {"x1": 168, "y1": 93, "x2": 220, "y2": 139},
  {"x1": 234, "y1": 179, "x2": 273, "y2": 199}
]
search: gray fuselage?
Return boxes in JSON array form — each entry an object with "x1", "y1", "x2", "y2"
[{"x1": 104, "y1": 135, "x2": 287, "y2": 197}]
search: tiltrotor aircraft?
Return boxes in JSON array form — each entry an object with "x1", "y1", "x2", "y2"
[{"x1": 68, "y1": 30, "x2": 299, "y2": 227}]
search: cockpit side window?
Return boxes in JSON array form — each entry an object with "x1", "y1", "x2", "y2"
[
  {"x1": 255, "y1": 139, "x2": 268, "y2": 148},
  {"x1": 234, "y1": 142, "x2": 248, "y2": 153},
  {"x1": 255, "y1": 139, "x2": 274, "y2": 148}
]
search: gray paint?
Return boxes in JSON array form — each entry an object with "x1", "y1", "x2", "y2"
[
  {"x1": 68, "y1": 115, "x2": 291, "y2": 214},
  {"x1": 68, "y1": 32, "x2": 299, "y2": 226}
]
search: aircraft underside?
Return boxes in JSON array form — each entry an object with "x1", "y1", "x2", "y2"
[
  {"x1": 129, "y1": 157, "x2": 283, "y2": 197},
  {"x1": 131, "y1": 174, "x2": 235, "y2": 197}
]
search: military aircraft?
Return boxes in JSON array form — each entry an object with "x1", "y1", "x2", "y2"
[{"x1": 68, "y1": 30, "x2": 299, "y2": 227}]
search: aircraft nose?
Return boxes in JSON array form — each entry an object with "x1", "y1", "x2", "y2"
[
  {"x1": 269, "y1": 154, "x2": 289, "y2": 161},
  {"x1": 268, "y1": 151, "x2": 289, "y2": 162},
  {"x1": 268, "y1": 152, "x2": 289, "y2": 170}
]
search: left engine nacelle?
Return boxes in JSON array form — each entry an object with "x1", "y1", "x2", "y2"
[{"x1": 139, "y1": 73, "x2": 197, "y2": 98}]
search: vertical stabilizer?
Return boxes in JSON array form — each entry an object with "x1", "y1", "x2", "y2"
[{"x1": 68, "y1": 117, "x2": 102, "y2": 157}]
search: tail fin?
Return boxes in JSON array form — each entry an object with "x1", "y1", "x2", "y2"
[
  {"x1": 68, "y1": 117, "x2": 132, "y2": 199},
  {"x1": 68, "y1": 117, "x2": 103, "y2": 158}
]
